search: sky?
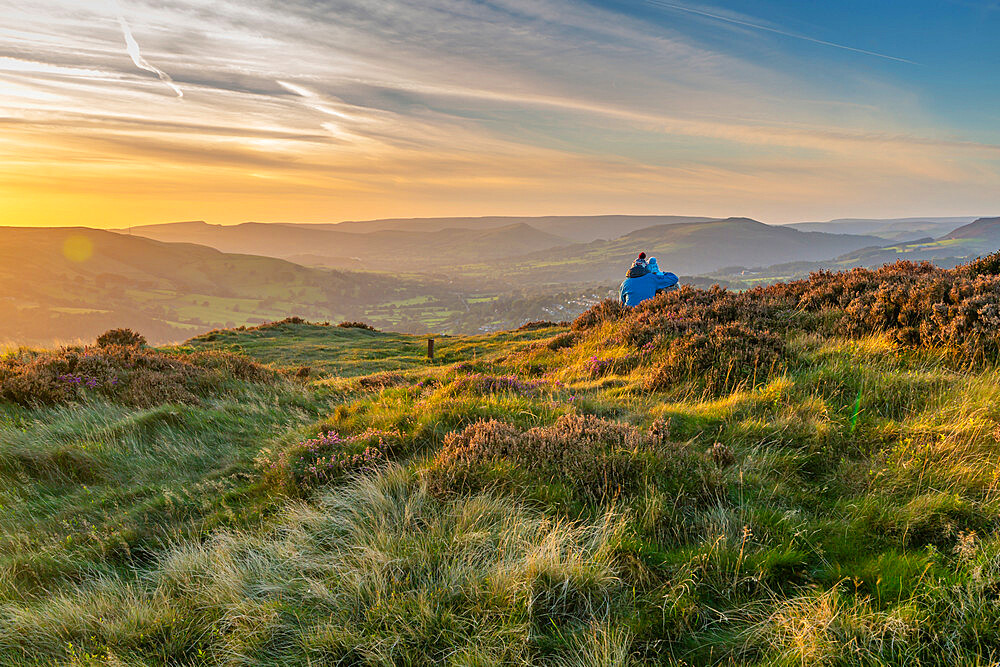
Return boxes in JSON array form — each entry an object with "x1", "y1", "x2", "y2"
[{"x1": 1, "y1": 0, "x2": 999, "y2": 228}]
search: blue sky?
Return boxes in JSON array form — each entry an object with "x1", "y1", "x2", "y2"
[
  {"x1": 617, "y1": 0, "x2": 1000, "y2": 132},
  {"x1": 0, "y1": 0, "x2": 998, "y2": 226}
]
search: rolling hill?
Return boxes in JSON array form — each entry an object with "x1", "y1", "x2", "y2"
[
  {"x1": 460, "y1": 217, "x2": 884, "y2": 284},
  {"x1": 786, "y1": 216, "x2": 976, "y2": 241},
  {"x1": 701, "y1": 216, "x2": 1000, "y2": 285},
  {"x1": 0, "y1": 227, "x2": 440, "y2": 344},
  {"x1": 6, "y1": 254, "x2": 1000, "y2": 663},
  {"x1": 117, "y1": 220, "x2": 573, "y2": 270},
  {"x1": 315, "y1": 214, "x2": 721, "y2": 242},
  {"x1": 0, "y1": 227, "x2": 608, "y2": 345},
  {"x1": 942, "y1": 216, "x2": 1000, "y2": 243}
]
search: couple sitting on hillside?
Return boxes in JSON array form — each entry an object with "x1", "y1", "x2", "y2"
[{"x1": 619, "y1": 252, "x2": 678, "y2": 307}]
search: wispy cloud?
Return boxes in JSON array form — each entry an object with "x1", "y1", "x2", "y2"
[
  {"x1": 116, "y1": 8, "x2": 183, "y2": 97},
  {"x1": 0, "y1": 0, "x2": 995, "y2": 227},
  {"x1": 644, "y1": 0, "x2": 919, "y2": 65}
]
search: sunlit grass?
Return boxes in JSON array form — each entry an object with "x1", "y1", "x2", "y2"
[{"x1": 4, "y1": 312, "x2": 1000, "y2": 664}]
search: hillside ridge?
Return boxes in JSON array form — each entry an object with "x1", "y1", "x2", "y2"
[{"x1": 5, "y1": 254, "x2": 1000, "y2": 663}]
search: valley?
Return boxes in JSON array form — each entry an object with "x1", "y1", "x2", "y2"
[{"x1": 2, "y1": 214, "x2": 998, "y2": 346}]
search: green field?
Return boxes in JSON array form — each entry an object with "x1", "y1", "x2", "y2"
[{"x1": 180, "y1": 321, "x2": 558, "y2": 378}]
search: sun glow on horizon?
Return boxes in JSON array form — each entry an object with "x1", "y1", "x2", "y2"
[{"x1": 1, "y1": 0, "x2": 998, "y2": 227}]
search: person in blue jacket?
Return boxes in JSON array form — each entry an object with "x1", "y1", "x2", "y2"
[{"x1": 620, "y1": 253, "x2": 678, "y2": 307}]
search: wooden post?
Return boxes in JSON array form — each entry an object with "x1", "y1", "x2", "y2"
[{"x1": 427, "y1": 337, "x2": 435, "y2": 360}]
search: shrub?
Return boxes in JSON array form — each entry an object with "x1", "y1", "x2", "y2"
[
  {"x1": 547, "y1": 332, "x2": 577, "y2": 351},
  {"x1": 184, "y1": 350, "x2": 277, "y2": 383},
  {"x1": 572, "y1": 299, "x2": 629, "y2": 331},
  {"x1": 337, "y1": 321, "x2": 378, "y2": 331},
  {"x1": 516, "y1": 320, "x2": 565, "y2": 331},
  {"x1": 644, "y1": 324, "x2": 787, "y2": 393},
  {"x1": 710, "y1": 442, "x2": 736, "y2": 469},
  {"x1": 95, "y1": 328, "x2": 146, "y2": 348},
  {"x1": 355, "y1": 371, "x2": 408, "y2": 390},
  {"x1": 569, "y1": 253, "x2": 1000, "y2": 363},
  {"x1": 424, "y1": 414, "x2": 719, "y2": 506},
  {"x1": 259, "y1": 428, "x2": 403, "y2": 493},
  {"x1": 444, "y1": 373, "x2": 548, "y2": 396},
  {"x1": 0, "y1": 346, "x2": 276, "y2": 407}
]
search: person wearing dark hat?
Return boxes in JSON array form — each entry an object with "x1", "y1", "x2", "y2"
[
  {"x1": 625, "y1": 252, "x2": 648, "y2": 278},
  {"x1": 620, "y1": 252, "x2": 677, "y2": 306}
]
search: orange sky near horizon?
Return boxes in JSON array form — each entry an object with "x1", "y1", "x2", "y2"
[{"x1": 2, "y1": 0, "x2": 999, "y2": 229}]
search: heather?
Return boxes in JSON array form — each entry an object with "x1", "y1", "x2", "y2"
[
  {"x1": 424, "y1": 414, "x2": 720, "y2": 509},
  {"x1": 259, "y1": 427, "x2": 402, "y2": 494},
  {"x1": 0, "y1": 340, "x2": 277, "y2": 407},
  {"x1": 4, "y1": 255, "x2": 1000, "y2": 665}
]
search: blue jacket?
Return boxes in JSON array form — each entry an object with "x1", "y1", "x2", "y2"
[{"x1": 620, "y1": 271, "x2": 678, "y2": 307}]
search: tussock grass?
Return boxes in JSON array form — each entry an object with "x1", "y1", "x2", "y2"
[
  {"x1": 0, "y1": 379, "x2": 333, "y2": 606},
  {"x1": 0, "y1": 467, "x2": 632, "y2": 665}
]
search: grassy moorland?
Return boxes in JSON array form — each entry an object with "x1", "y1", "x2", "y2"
[{"x1": 3, "y1": 257, "x2": 1000, "y2": 665}]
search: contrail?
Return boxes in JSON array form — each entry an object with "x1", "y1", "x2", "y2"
[
  {"x1": 117, "y1": 12, "x2": 183, "y2": 97},
  {"x1": 645, "y1": 0, "x2": 919, "y2": 65}
]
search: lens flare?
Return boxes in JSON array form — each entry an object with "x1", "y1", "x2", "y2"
[{"x1": 62, "y1": 235, "x2": 93, "y2": 262}]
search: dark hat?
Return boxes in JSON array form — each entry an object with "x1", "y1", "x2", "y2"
[{"x1": 638, "y1": 252, "x2": 646, "y2": 260}]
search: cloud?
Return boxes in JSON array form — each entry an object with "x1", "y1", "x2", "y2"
[
  {"x1": 643, "y1": 0, "x2": 919, "y2": 65},
  {"x1": 0, "y1": 0, "x2": 997, "y2": 225},
  {"x1": 116, "y1": 10, "x2": 183, "y2": 97}
]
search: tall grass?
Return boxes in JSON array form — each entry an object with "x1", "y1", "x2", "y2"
[
  {"x1": 0, "y1": 380, "x2": 333, "y2": 605},
  {"x1": 0, "y1": 466, "x2": 632, "y2": 665}
]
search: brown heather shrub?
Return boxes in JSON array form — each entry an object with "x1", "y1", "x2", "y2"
[
  {"x1": 117, "y1": 367, "x2": 199, "y2": 407},
  {"x1": 710, "y1": 442, "x2": 736, "y2": 469},
  {"x1": 248, "y1": 316, "x2": 321, "y2": 332},
  {"x1": 617, "y1": 285, "x2": 798, "y2": 349},
  {"x1": 443, "y1": 374, "x2": 547, "y2": 396},
  {"x1": 258, "y1": 428, "x2": 403, "y2": 494},
  {"x1": 184, "y1": 350, "x2": 277, "y2": 383},
  {"x1": 355, "y1": 371, "x2": 408, "y2": 390},
  {"x1": 644, "y1": 324, "x2": 787, "y2": 393},
  {"x1": 516, "y1": 320, "x2": 564, "y2": 331},
  {"x1": 960, "y1": 252, "x2": 1000, "y2": 278},
  {"x1": 95, "y1": 327, "x2": 147, "y2": 348},
  {"x1": 572, "y1": 298, "x2": 629, "y2": 331},
  {"x1": 337, "y1": 321, "x2": 379, "y2": 331},
  {"x1": 569, "y1": 252, "x2": 1000, "y2": 363},
  {"x1": 546, "y1": 332, "x2": 577, "y2": 351},
  {"x1": 0, "y1": 346, "x2": 277, "y2": 407},
  {"x1": 424, "y1": 414, "x2": 719, "y2": 505}
]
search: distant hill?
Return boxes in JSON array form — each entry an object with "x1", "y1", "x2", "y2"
[
  {"x1": 0, "y1": 227, "x2": 606, "y2": 345},
  {"x1": 942, "y1": 216, "x2": 1000, "y2": 242},
  {"x1": 465, "y1": 217, "x2": 884, "y2": 284},
  {"x1": 826, "y1": 216, "x2": 1000, "y2": 270},
  {"x1": 315, "y1": 215, "x2": 720, "y2": 243},
  {"x1": 0, "y1": 227, "x2": 430, "y2": 344},
  {"x1": 786, "y1": 216, "x2": 977, "y2": 241},
  {"x1": 702, "y1": 217, "x2": 1000, "y2": 286},
  {"x1": 117, "y1": 220, "x2": 571, "y2": 270}
]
